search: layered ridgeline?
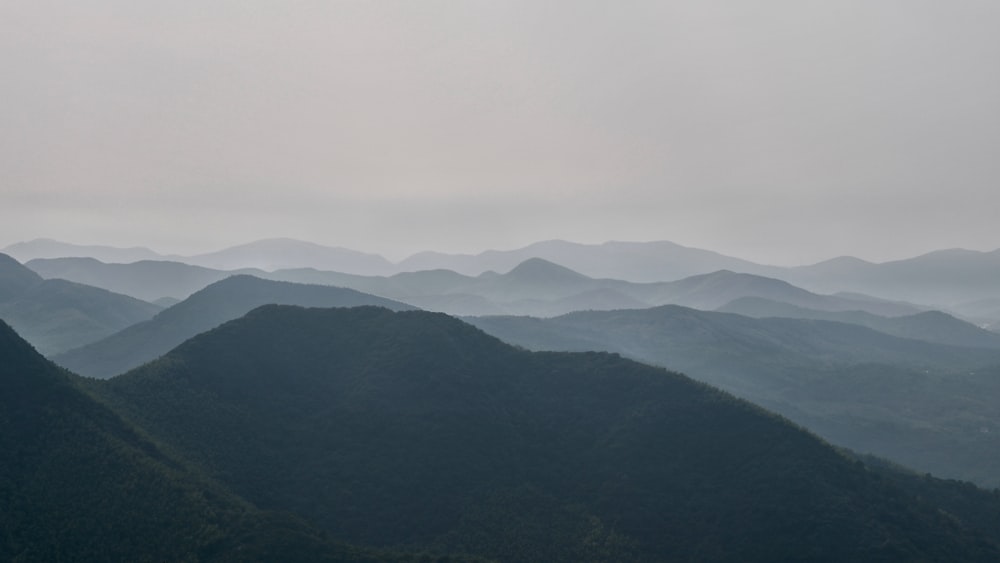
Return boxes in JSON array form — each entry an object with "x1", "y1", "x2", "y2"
[
  {"x1": 54, "y1": 275, "x2": 415, "y2": 379},
  {"x1": 89, "y1": 305, "x2": 1000, "y2": 562},
  {"x1": 467, "y1": 307, "x2": 1000, "y2": 487},
  {"x1": 0, "y1": 319, "x2": 478, "y2": 562},
  {"x1": 26, "y1": 256, "x2": 264, "y2": 302},
  {"x1": 0, "y1": 253, "x2": 160, "y2": 356},
  {"x1": 266, "y1": 259, "x2": 921, "y2": 318},
  {"x1": 717, "y1": 297, "x2": 1000, "y2": 350},
  {"x1": 28, "y1": 253, "x2": 925, "y2": 319}
]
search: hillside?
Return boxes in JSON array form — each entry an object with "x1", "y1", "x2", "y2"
[
  {"x1": 467, "y1": 306, "x2": 1000, "y2": 486},
  {"x1": 0, "y1": 319, "x2": 415, "y2": 562},
  {"x1": 0, "y1": 254, "x2": 161, "y2": 355},
  {"x1": 53, "y1": 275, "x2": 415, "y2": 378},
  {"x1": 91, "y1": 305, "x2": 1000, "y2": 562}
]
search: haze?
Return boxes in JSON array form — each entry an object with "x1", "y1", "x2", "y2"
[{"x1": 2, "y1": 1, "x2": 998, "y2": 264}]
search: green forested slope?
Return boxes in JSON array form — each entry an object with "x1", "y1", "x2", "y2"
[
  {"x1": 0, "y1": 319, "x2": 480, "y2": 562},
  {"x1": 91, "y1": 305, "x2": 1000, "y2": 562}
]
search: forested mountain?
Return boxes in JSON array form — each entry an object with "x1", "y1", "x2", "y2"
[
  {"x1": 89, "y1": 305, "x2": 1000, "y2": 562},
  {"x1": 27, "y1": 256, "x2": 261, "y2": 301},
  {"x1": 0, "y1": 254, "x2": 161, "y2": 355},
  {"x1": 53, "y1": 275, "x2": 415, "y2": 378},
  {"x1": 0, "y1": 319, "x2": 448, "y2": 562},
  {"x1": 467, "y1": 306, "x2": 1000, "y2": 486}
]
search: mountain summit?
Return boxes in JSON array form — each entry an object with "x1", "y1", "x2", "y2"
[{"x1": 93, "y1": 305, "x2": 1000, "y2": 561}]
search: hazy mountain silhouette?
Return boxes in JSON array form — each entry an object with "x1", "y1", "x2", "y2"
[
  {"x1": 0, "y1": 319, "x2": 487, "y2": 562},
  {"x1": 468, "y1": 306, "x2": 1000, "y2": 486},
  {"x1": 0, "y1": 320, "x2": 323, "y2": 560},
  {"x1": 271, "y1": 258, "x2": 922, "y2": 319},
  {"x1": 90, "y1": 305, "x2": 1000, "y2": 561},
  {"x1": 54, "y1": 275, "x2": 415, "y2": 378},
  {"x1": 398, "y1": 239, "x2": 773, "y2": 280},
  {"x1": 718, "y1": 296, "x2": 1000, "y2": 349},
  {"x1": 0, "y1": 252, "x2": 43, "y2": 302},
  {"x1": 2, "y1": 238, "x2": 166, "y2": 264},
  {"x1": 184, "y1": 238, "x2": 397, "y2": 275},
  {"x1": 0, "y1": 254, "x2": 161, "y2": 355},
  {"x1": 785, "y1": 248, "x2": 1000, "y2": 306},
  {"x1": 27, "y1": 256, "x2": 261, "y2": 301}
]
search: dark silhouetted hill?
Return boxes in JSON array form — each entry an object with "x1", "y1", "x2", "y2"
[
  {"x1": 0, "y1": 319, "x2": 409, "y2": 562},
  {"x1": 91, "y1": 305, "x2": 1000, "y2": 562}
]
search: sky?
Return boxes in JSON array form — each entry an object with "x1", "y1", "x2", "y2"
[{"x1": 2, "y1": 1, "x2": 999, "y2": 265}]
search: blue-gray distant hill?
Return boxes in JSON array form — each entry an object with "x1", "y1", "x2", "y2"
[
  {"x1": 27, "y1": 256, "x2": 260, "y2": 302},
  {"x1": 2, "y1": 238, "x2": 166, "y2": 264},
  {"x1": 184, "y1": 237, "x2": 397, "y2": 275},
  {"x1": 0, "y1": 253, "x2": 160, "y2": 355},
  {"x1": 53, "y1": 275, "x2": 415, "y2": 379},
  {"x1": 717, "y1": 296, "x2": 1000, "y2": 350},
  {"x1": 783, "y1": 248, "x2": 1000, "y2": 307},
  {"x1": 467, "y1": 306, "x2": 1000, "y2": 487},
  {"x1": 88, "y1": 305, "x2": 1000, "y2": 562},
  {"x1": 269, "y1": 258, "x2": 924, "y2": 318},
  {"x1": 397, "y1": 239, "x2": 774, "y2": 280}
]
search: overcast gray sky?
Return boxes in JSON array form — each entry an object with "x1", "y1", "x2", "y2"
[{"x1": 2, "y1": 1, "x2": 998, "y2": 264}]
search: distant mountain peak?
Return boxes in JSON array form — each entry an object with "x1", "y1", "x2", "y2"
[{"x1": 504, "y1": 258, "x2": 589, "y2": 282}]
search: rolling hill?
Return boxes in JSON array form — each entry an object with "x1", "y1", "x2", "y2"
[
  {"x1": 717, "y1": 296, "x2": 1000, "y2": 350},
  {"x1": 270, "y1": 258, "x2": 922, "y2": 319},
  {"x1": 467, "y1": 306, "x2": 1000, "y2": 486},
  {"x1": 88, "y1": 305, "x2": 1000, "y2": 561},
  {"x1": 0, "y1": 319, "x2": 390, "y2": 562},
  {"x1": 0, "y1": 254, "x2": 161, "y2": 355},
  {"x1": 53, "y1": 275, "x2": 415, "y2": 378},
  {"x1": 26, "y1": 256, "x2": 259, "y2": 301}
]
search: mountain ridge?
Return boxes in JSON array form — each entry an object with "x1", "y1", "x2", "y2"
[{"x1": 89, "y1": 304, "x2": 1000, "y2": 561}]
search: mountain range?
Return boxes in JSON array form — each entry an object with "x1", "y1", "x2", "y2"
[
  {"x1": 27, "y1": 253, "x2": 930, "y2": 319},
  {"x1": 0, "y1": 253, "x2": 161, "y2": 355},
  {"x1": 83, "y1": 304, "x2": 1000, "y2": 561},
  {"x1": 54, "y1": 275, "x2": 414, "y2": 379},
  {"x1": 12, "y1": 236, "x2": 1000, "y2": 319},
  {"x1": 467, "y1": 306, "x2": 1000, "y2": 487},
  {"x1": 0, "y1": 317, "x2": 461, "y2": 562}
]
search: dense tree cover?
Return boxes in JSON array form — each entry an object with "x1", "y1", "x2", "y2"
[
  {"x1": 90, "y1": 305, "x2": 1000, "y2": 562},
  {"x1": 467, "y1": 307, "x2": 1000, "y2": 486},
  {"x1": 54, "y1": 274, "x2": 414, "y2": 378},
  {"x1": 0, "y1": 319, "x2": 483, "y2": 562}
]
